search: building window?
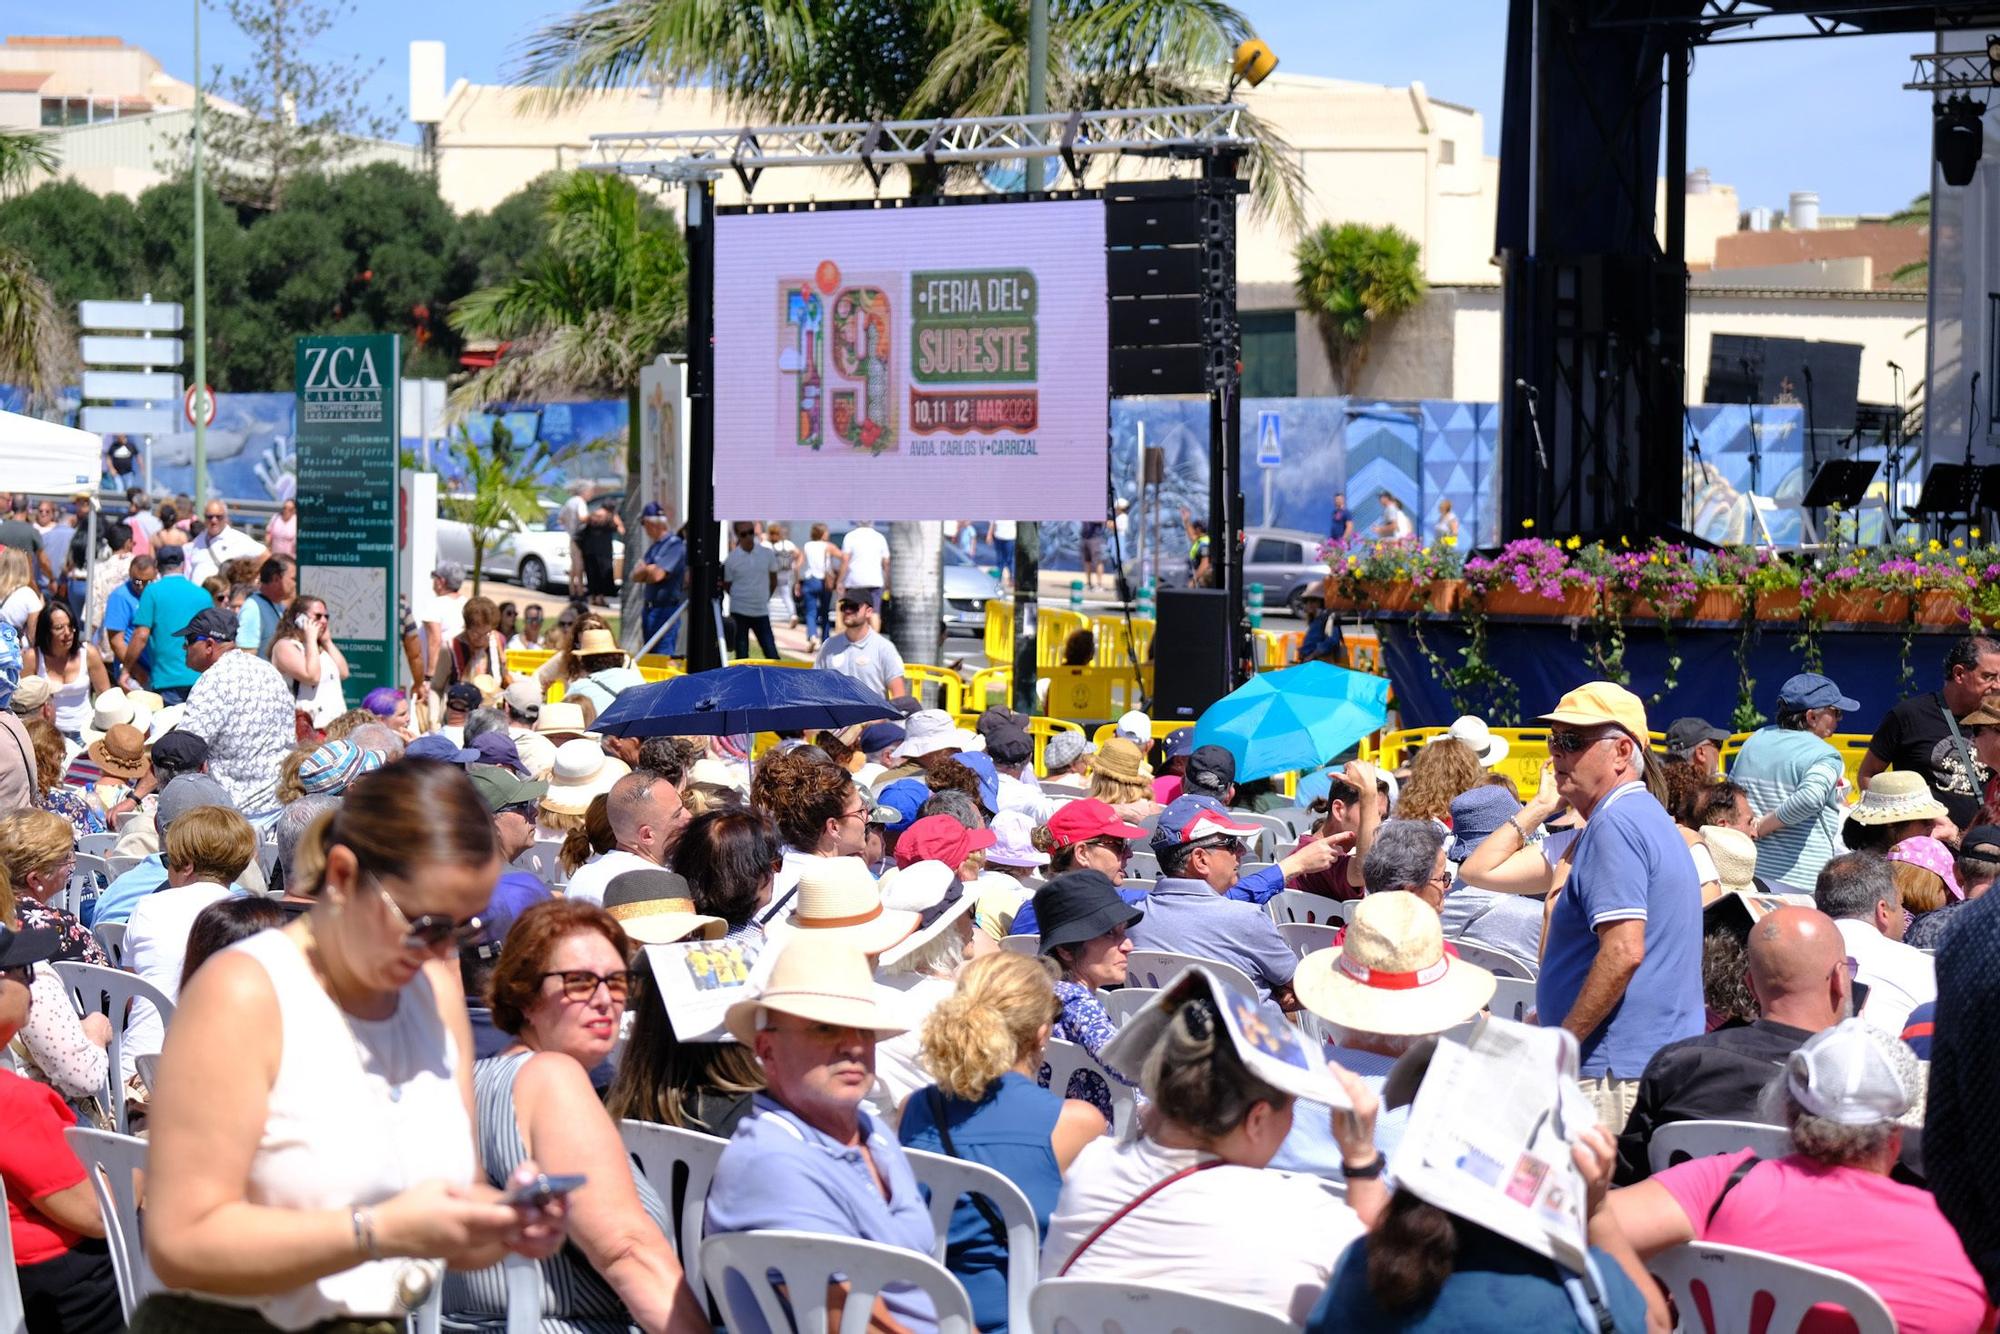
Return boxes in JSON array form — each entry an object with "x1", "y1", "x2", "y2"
[
  {"x1": 1240, "y1": 310, "x2": 1297, "y2": 398},
  {"x1": 1439, "y1": 139, "x2": 1456, "y2": 165}
]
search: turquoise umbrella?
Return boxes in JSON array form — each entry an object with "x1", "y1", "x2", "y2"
[{"x1": 1190, "y1": 660, "x2": 1391, "y2": 783}]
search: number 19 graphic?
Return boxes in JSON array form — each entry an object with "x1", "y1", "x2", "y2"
[{"x1": 777, "y1": 263, "x2": 897, "y2": 456}]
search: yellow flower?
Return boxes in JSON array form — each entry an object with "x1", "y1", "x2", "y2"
[
  {"x1": 1916, "y1": 578, "x2": 1924, "y2": 590},
  {"x1": 1522, "y1": 518, "x2": 1535, "y2": 530},
  {"x1": 1619, "y1": 535, "x2": 1630, "y2": 548},
  {"x1": 1954, "y1": 538, "x2": 1966, "y2": 549},
  {"x1": 1564, "y1": 535, "x2": 1581, "y2": 550},
  {"x1": 1440, "y1": 535, "x2": 1456, "y2": 548},
  {"x1": 1930, "y1": 539, "x2": 1943, "y2": 553},
  {"x1": 1974, "y1": 528, "x2": 1984, "y2": 540},
  {"x1": 1960, "y1": 556, "x2": 1970, "y2": 567}
]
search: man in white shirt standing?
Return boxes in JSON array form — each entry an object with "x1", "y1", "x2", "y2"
[
  {"x1": 1371, "y1": 490, "x2": 1415, "y2": 542},
  {"x1": 187, "y1": 499, "x2": 268, "y2": 582},
  {"x1": 1816, "y1": 850, "x2": 1936, "y2": 1036},
  {"x1": 838, "y1": 519, "x2": 890, "y2": 612},
  {"x1": 562, "y1": 770, "x2": 691, "y2": 905},
  {"x1": 722, "y1": 521, "x2": 782, "y2": 659},
  {"x1": 814, "y1": 596, "x2": 907, "y2": 699},
  {"x1": 122, "y1": 803, "x2": 257, "y2": 1083}
]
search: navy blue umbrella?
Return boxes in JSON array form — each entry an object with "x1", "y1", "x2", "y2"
[{"x1": 590, "y1": 665, "x2": 902, "y2": 738}]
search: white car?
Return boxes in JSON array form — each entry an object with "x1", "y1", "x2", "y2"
[{"x1": 435, "y1": 509, "x2": 622, "y2": 594}]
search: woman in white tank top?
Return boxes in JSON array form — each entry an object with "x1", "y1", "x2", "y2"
[
  {"x1": 268, "y1": 595, "x2": 350, "y2": 732},
  {"x1": 133, "y1": 760, "x2": 567, "y2": 1333}
]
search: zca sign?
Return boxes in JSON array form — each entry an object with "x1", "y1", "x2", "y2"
[{"x1": 300, "y1": 342, "x2": 386, "y2": 420}]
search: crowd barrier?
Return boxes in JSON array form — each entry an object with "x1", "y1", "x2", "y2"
[{"x1": 1363, "y1": 726, "x2": 1876, "y2": 797}]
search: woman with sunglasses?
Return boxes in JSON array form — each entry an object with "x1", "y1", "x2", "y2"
[
  {"x1": 451, "y1": 896, "x2": 711, "y2": 1334},
  {"x1": 136, "y1": 759, "x2": 565, "y2": 1333},
  {"x1": 269, "y1": 594, "x2": 350, "y2": 732}
]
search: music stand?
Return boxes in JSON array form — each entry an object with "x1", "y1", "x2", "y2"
[
  {"x1": 1801, "y1": 460, "x2": 1878, "y2": 512},
  {"x1": 1907, "y1": 463, "x2": 1982, "y2": 541}
]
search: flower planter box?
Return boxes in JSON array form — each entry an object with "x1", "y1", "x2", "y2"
[
  {"x1": 1427, "y1": 580, "x2": 1466, "y2": 614},
  {"x1": 1914, "y1": 589, "x2": 1971, "y2": 625},
  {"x1": 1809, "y1": 591, "x2": 1910, "y2": 624},
  {"x1": 1625, "y1": 587, "x2": 1747, "y2": 622},
  {"x1": 1476, "y1": 585, "x2": 1597, "y2": 617},
  {"x1": 1359, "y1": 579, "x2": 1462, "y2": 614},
  {"x1": 1754, "y1": 589, "x2": 1803, "y2": 621}
]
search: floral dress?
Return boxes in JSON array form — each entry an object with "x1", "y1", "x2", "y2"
[
  {"x1": 39, "y1": 786, "x2": 104, "y2": 839},
  {"x1": 1040, "y1": 978, "x2": 1142, "y2": 1121},
  {"x1": 16, "y1": 896, "x2": 109, "y2": 967}
]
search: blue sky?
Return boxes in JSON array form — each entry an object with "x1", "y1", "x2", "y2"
[{"x1": 65, "y1": 0, "x2": 1930, "y2": 216}]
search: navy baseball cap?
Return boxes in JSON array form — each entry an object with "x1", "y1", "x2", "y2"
[
  {"x1": 870, "y1": 777, "x2": 931, "y2": 829},
  {"x1": 641, "y1": 501, "x2": 668, "y2": 519},
  {"x1": 1151, "y1": 793, "x2": 1263, "y2": 855},
  {"x1": 175, "y1": 606, "x2": 239, "y2": 642},
  {"x1": 407, "y1": 733, "x2": 479, "y2": 765},
  {"x1": 957, "y1": 751, "x2": 1001, "y2": 812},
  {"x1": 858, "y1": 722, "x2": 905, "y2": 755},
  {"x1": 1162, "y1": 727, "x2": 1195, "y2": 759},
  {"x1": 1777, "y1": 673, "x2": 1860, "y2": 713}
]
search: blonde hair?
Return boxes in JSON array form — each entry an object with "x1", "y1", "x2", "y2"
[
  {"x1": 1890, "y1": 860, "x2": 1948, "y2": 914},
  {"x1": 0, "y1": 548, "x2": 32, "y2": 603},
  {"x1": 274, "y1": 746, "x2": 315, "y2": 806},
  {"x1": 919, "y1": 952, "x2": 1061, "y2": 1101},
  {"x1": 559, "y1": 792, "x2": 615, "y2": 875},
  {"x1": 0, "y1": 808, "x2": 73, "y2": 890},
  {"x1": 165, "y1": 805, "x2": 258, "y2": 884},
  {"x1": 1398, "y1": 738, "x2": 1484, "y2": 825}
]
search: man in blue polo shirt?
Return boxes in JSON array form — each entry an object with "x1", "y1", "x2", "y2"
[
  {"x1": 629, "y1": 503, "x2": 685, "y2": 652},
  {"x1": 1128, "y1": 793, "x2": 1301, "y2": 1008},
  {"x1": 89, "y1": 773, "x2": 238, "y2": 926},
  {"x1": 122, "y1": 545, "x2": 211, "y2": 703},
  {"x1": 1535, "y1": 681, "x2": 1703, "y2": 1129}
]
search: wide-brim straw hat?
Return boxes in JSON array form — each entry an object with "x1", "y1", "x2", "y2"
[
  {"x1": 541, "y1": 738, "x2": 629, "y2": 816},
  {"x1": 785, "y1": 855, "x2": 918, "y2": 956},
  {"x1": 723, "y1": 933, "x2": 911, "y2": 1045},
  {"x1": 1844, "y1": 770, "x2": 1948, "y2": 827},
  {"x1": 1092, "y1": 736, "x2": 1153, "y2": 783},
  {"x1": 86, "y1": 723, "x2": 148, "y2": 780},
  {"x1": 602, "y1": 868, "x2": 727, "y2": 945},
  {"x1": 1700, "y1": 824, "x2": 1758, "y2": 894},
  {"x1": 1430, "y1": 714, "x2": 1509, "y2": 768},
  {"x1": 876, "y1": 860, "x2": 981, "y2": 968},
  {"x1": 572, "y1": 626, "x2": 627, "y2": 661},
  {"x1": 534, "y1": 701, "x2": 593, "y2": 739},
  {"x1": 1294, "y1": 891, "x2": 1496, "y2": 1036}
]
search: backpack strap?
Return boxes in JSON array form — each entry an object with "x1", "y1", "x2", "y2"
[
  {"x1": 1705, "y1": 1154, "x2": 1763, "y2": 1229},
  {"x1": 925, "y1": 1087, "x2": 1011, "y2": 1248}
]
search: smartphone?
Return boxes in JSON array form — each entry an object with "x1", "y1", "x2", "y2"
[{"x1": 505, "y1": 1173, "x2": 586, "y2": 1207}]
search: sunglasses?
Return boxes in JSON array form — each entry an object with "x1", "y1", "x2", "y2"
[
  {"x1": 1082, "y1": 836, "x2": 1132, "y2": 861},
  {"x1": 537, "y1": 969, "x2": 635, "y2": 1003},
  {"x1": 1548, "y1": 728, "x2": 1618, "y2": 754},
  {"x1": 1194, "y1": 836, "x2": 1248, "y2": 859},
  {"x1": 497, "y1": 801, "x2": 540, "y2": 822},
  {"x1": 375, "y1": 877, "x2": 483, "y2": 951}
]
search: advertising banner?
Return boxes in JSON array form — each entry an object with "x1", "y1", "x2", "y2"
[
  {"x1": 713, "y1": 199, "x2": 1108, "y2": 520},
  {"x1": 294, "y1": 334, "x2": 401, "y2": 703}
]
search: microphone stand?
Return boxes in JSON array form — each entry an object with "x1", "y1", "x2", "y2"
[
  {"x1": 1519, "y1": 380, "x2": 1550, "y2": 471},
  {"x1": 1801, "y1": 363, "x2": 1818, "y2": 540},
  {"x1": 1741, "y1": 357, "x2": 1763, "y2": 498}
]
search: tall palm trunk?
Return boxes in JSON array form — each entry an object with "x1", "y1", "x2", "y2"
[{"x1": 884, "y1": 521, "x2": 942, "y2": 696}]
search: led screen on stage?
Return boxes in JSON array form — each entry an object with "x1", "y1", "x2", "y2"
[{"x1": 713, "y1": 199, "x2": 1109, "y2": 520}]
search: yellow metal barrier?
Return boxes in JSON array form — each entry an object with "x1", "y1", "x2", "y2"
[
  {"x1": 1088, "y1": 614, "x2": 1155, "y2": 668},
  {"x1": 969, "y1": 666, "x2": 1011, "y2": 712},
  {"x1": 973, "y1": 665, "x2": 1149, "y2": 721},
  {"x1": 1090, "y1": 718, "x2": 1196, "y2": 749},
  {"x1": 730, "y1": 657, "x2": 810, "y2": 669},
  {"x1": 902, "y1": 663, "x2": 965, "y2": 715},
  {"x1": 505, "y1": 648, "x2": 555, "y2": 675},
  {"x1": 1042, "y1": 666, "x2": 1115, "y2": 722},
  {"x1": 984, "y1": 598, "x2": 1015, "y2": 666},
  {"x1": 1037, "y1": 608, "x2": 1091, "y2": 667}
]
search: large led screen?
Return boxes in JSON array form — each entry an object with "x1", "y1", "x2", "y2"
[{"x1": 713, "y1": 199, "x2": 1109, "y2": 520}]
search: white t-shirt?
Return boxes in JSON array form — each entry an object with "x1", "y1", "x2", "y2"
[
  {"x1": 563, "y1": 848, "x2": 660, "y2": 907},
  {"x1": 558, "y1": 495, "x2": 589, "y2": 537},
  {"x1": 815, "y1": 629, "x2": 906, "y2": 698},
  {"x1": 802, "y1": 539, "x2": 836, "y2": 581},
  {"x1": 123, "y1": 880, "x2": 236, "y2": 1081},
  {"x1": 723, "y1": 544, "x2": 781, "y2": 618},
  {"x1": 992, "y1": 520, "x2": 1017, "y2": 540},
  {"x1": 0, "y1": 586, "x2": 42, "y2": 633},
  {"x1": 1836, "y1": 917, "x2": 1937, "y2": 1036},
  {"x1": 842, "y1": 526, "x2": 890, "y2": 588},
  {"x1": 1042, "y1": 1135, "x2": 1360, "y2": 1325}
]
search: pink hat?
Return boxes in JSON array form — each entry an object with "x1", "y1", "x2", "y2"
[{"x1": 1889, "y1": 835, "x2": 1964, "y2": 901}]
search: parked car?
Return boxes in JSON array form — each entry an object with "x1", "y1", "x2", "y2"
[
  {"x1": 436, "y1": 503, "x2": 623, "y2": 593},
  {"x1": 943, "y1": 541, "x2": 1003, "y2": 630},
  {"x1": 1241, "y1": 527, "x2": 1331, "y2": 617}
]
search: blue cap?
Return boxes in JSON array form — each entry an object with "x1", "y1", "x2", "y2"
[
  {"x1": 858, "y1": 722, "x2": 905, "y2": 756},
  {"x1": 1446, "y1": 784, "x2": 1525, "y2": 863},
  {"x1": 407, "y1": 733, "x2": 480, "y2": 765},
  {"x1": 1163, "y1": 727, "x2": 1195, "y2": 759},
  {"x1": 1151, "y1": 793, "x2": 1263, "y2": 855},
  {"x1": 956, "y1": 751, "x2": 1001, "y2": 813},
  {"x1": 469, "y1": 730, "x2": 527, "y2": 774},
  {"x1": 641, "y1": 501, "x2": 668, "y2": 518},
  {"x1": 1777, "y1": 672, "x2": 1860, "y2": 713},
  {"x1": 871, "y1": 777, "x2": 930, "y2": 829}
]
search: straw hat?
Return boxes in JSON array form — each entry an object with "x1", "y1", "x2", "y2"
[
  {"x1": 723, "y1": 933, "x2": 911, "y2": 1045},
  {"x1": 86, "y1": 723, "x2": 148, "y2": 781},
  {"x1": 689, "y1": 757, "x2": 750, "y2": 795},
  {"x1": 876, "y1": 860, "x2": 981, "y2": 968},
  {"x1": 1844, "y1": 771, "x2": 1948, "y2": 827},
  {"x1": 1294, "y1": 891, "x2": 1496, "y2": 1036},
  {"x1": 1700, "y1": 825, "x2": 1758, "y2": 895},
  {"x1": 541, "y1": 738, "x2": 629, "y2": 816},
  {"x1": 786, "y1": 855, "x2": 918, "y2": 955},
  {"x1": 470, "y1": 673, "x2": 503, "y2": 707},
  {"x1": 892, "y1": 709, "x2": 982, "y2": 759},
  {"x1": 7, "y1": 676, "x2": 49, "y2": 716},
  {"x1": 572, "y1": 626, "x2": 626, "y2": 660},
  {"x1": 601, "y1": 868, "x2": 726, "y2": 945},
  {"x1": 1092, "y1": 735, "x2": 1152, "y2": 784},
  {"x1": 534, "y1": 701, "x2": 592, "y2": 739},
  {"x1": 1429, "y1": 714, "x2": 1509, "y2": 768},
  {"x1": 82, "y1": 687, "x2": 146, "y2": 745}
]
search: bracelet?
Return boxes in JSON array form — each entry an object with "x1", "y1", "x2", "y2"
[
  {"x1": 1505, "y1": 814, "x2": 1531, "y2": 841},
  {"x1": 351, "y1": 1207, "x2": 380, "y2": 1261},
  {"x1": 1342, "y1": 1153, "x2": 1387, "y2": 1180}
]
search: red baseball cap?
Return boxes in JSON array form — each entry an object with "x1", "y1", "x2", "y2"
[
  {"x1": 1045, "y1": 799, "x2": 1146, "y2": 851},
  {"x1": 894, "y1": 814, "x2": 998, "y2": 869}
]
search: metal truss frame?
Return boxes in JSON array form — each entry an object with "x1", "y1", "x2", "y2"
[
  {"x1": 1578, "y1": 0, "x2": 2000, "y2": 45},
  {"x1": 1907, "y1": 46, "x2": 2000, "y2": 89}
]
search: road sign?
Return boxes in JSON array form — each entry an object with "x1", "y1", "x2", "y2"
[
  {"x1": 80, "y1": 405, "x2": 177, "y2": 435},
  {"x1": 81, "y1": 370, "x2": 182, "y2": 402},
  {"x1": 184, "y1": 383, "x2": 217, "y2": 428},
  {"x1": 1256, "y1": 409, "x2": 1282, "y2": 467},
  {"x1": 80, "y1": 335, "x2": 183, "y2": 367},
  {"x1": 78, "y1": 299, "x2": 184, "y2": 332}
]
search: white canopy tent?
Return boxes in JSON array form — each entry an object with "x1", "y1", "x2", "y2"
[{"x1": 0, "y1": 409, "x2": 104, "y2": 636}]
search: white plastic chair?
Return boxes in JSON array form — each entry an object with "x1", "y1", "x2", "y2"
[
  {"x1": 1098, "y1": 987, "x2": 1159, "y2": 1028},
  {"x1": 255, "y1": 837, "x2": 281, "y2": 879},
  {"x1": 1124, "y1": 850, "x2": 1159, "y2": 880},
  {"x1": 1446, "y1": 938, "x2": 1538, "y2": 981},
  {"x1": 63, "y1": 1127, "x2": 152, "y2": 1321},
  {"x1": 1041, "y1": 1038, "x2": 1135, "y2": 1138},
  {"x1": 1124, "y1": 950, "x2": 1258, "y2": 998},
  {"x1": 701, "y1": 1229, "x2": 975, "y2": 1334},
  {"x1": 91, "y1": 920, "x2": 127, "y2": 969},
  {"x1": 104, "y1": 853, "x2": 145, "y2": 880},
  {"x1": 1646, "y1": 1119, "x2": 1794, "y2": 1176},
  {"x1": 1278, "y1": 921, "x2": 1339, "y2": 959},
  {"x1": 999, "y1": 934, "x2": 1042, "y2": 957},
  {"x1": 903, "y1": 1146, "x2": 1041, "y2": 1334},
  {"x1": 77, "y1": 832, "x2": 120, "y2": 858},
  {"x1": 1647, "y1": 1240, "x2": 1896, "y2": 1334},
  {"x1": 1229, "y1": 810, "x2": 1293, "y2": 858},
  {"x1": 1266, "y1": 889, "x2": 1350, "y2": 927},
  {"x1": 1264, "y1": 805, "x2": 1315, "y2": 838},
  {"x1": 513, "y1": 836, "x2": 564, "y2": 884},
  {"x1": 0, "y1": 1179, "x2": 24, "y2": 1334},
  {"x1": 52, "y1": 961, "x2": 174, "y2": 1135},
  {"x1": 618, "y1": 1119, "x2": 728, "y2": 1312},
  {"x1": 1488, "y1": 975, "x2": 1537, "y2": 1022},
  {"x1": 1027, "y1": 1277, "x2": 1297, "y2": 1334}
]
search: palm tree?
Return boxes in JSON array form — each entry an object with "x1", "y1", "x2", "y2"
[
  {"x1": 1294, "y1": 221, "x2": 1425, "y2": 395},
  {"x1": 1886, "y1": 193, "x2": 1930, "y2": 287},
  {"x1": 439, "y1": 421, "x2": 566, "y2": 598},
  {"x1": 449, "y1": 169, "x2": 686, "y2": 643},
  {"x1": 0, "y1": 129, "x2": 75, "y2": 407}
]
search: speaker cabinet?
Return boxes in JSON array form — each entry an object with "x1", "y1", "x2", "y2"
[{"x1": 1152, "y1": 588, "x2": 1232, "y2": 722}]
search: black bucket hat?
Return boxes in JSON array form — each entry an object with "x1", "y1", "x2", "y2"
[{"x1": 1033, "y1": 869, "x2": 1143, "y2": 955}]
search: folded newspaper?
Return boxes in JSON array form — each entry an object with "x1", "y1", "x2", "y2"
[
  {"x1": 642, "y1": 935, "x2": 768, "y2": 1044},
  {"x1": 1101, "y1": 966, "x2": 1354, "y2": 1110},
  {"x1": 1386, "y1": 1015, "x2": 1599, "y2": 1272}
]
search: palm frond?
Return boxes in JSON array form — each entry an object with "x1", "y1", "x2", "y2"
[
  {"x1": 0, "y1": 129, "x2": 58, "y2": 198},
  {"x1": 0, "y1": 245, "x2": 78, "y2": 407}
]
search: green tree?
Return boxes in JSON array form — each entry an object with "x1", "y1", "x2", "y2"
[
  {"x1": 0, "y1": 128, "x2": 59, "y2": 198},
  {"x1": 0, "y1": 180, "x2": 142, "y2": 311},
  {"x1": 438, "y1": 420, "x2": 563, "y2": 597},
  {"x1": 1294, "y1": 221, "x2": 1425, "y2": 394},
  {"x1": 457, "y1": 174, "x2": 562, "y2": 291},
  {"x1": 0, "y1": 130, "x2": 76, "y2": 406},
  {"x1": 515, "y1": 0, "x2": 1303, "y2": 223},
  {"x1": 181, "y1": 0, "x2": 401, "y2": 210},
  {"x1": 1888, "y1": 193, "x2": 1929, "y2": 287}
]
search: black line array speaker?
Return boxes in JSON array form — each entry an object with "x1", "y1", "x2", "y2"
[
  {"x1": 1151, "y1": 588, "x2": 1232, "y2": 722},
  {"x1": 1104, "y1": 180, "x2": 1237, "y2": 397}
]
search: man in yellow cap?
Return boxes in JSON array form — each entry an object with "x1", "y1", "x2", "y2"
[{"x1": 1535, "y1": 682, "x2": 1703, "y2": 1129}]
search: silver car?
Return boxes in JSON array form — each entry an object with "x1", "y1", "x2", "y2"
[{"x1": 1242, "y1": 526, "x2": 1331, "y2": 617}]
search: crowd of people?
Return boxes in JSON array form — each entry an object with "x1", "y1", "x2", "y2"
[{"x1": 5, "y1": 485, "x2": 2000, "y2": 1334}]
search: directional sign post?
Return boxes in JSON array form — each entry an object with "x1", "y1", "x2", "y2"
[
  {"x1": 184, "y1": 383, "x2": 216, "y2": 428},
  {"x1": 78, "y1": 295, "x2": 185, "y2": 498},
  {"x1": 1256, "y1": 409, "x2": 1283, "y2": 527}
]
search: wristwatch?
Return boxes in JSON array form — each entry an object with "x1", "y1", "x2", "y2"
[{"x1": 1343, "y1": 1153, "x2": 1387, "y2": 1180}]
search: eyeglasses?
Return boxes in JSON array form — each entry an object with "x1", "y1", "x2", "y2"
[
  {"x1": 374, "y1": 877, "x2": 483, "y2": 951},
  {"x1": 1082, "y1": 837, "x2": 1132, "y2": 861},
  {"x1": 1194, "y1": 837, "x2": 1247, "y2": 859},
  {"x1": 0, "y1": 962, "x2": 33, "y2": 986},
  {"x1": 1548, "y1": 728, "x2": 1616, "y2": 754},
  {"x1": 839, "y1": 803, "x2": 869, "y2": 823},
  {"x1": 537, "y1": 969, "x2": 634, "y2": 1003},
  {"x1": 204, "y1": 513, "x2": 226, "y2": 525},
  {"x1": 496, "y1": 801, "x2": 540, "y2": 822}
]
